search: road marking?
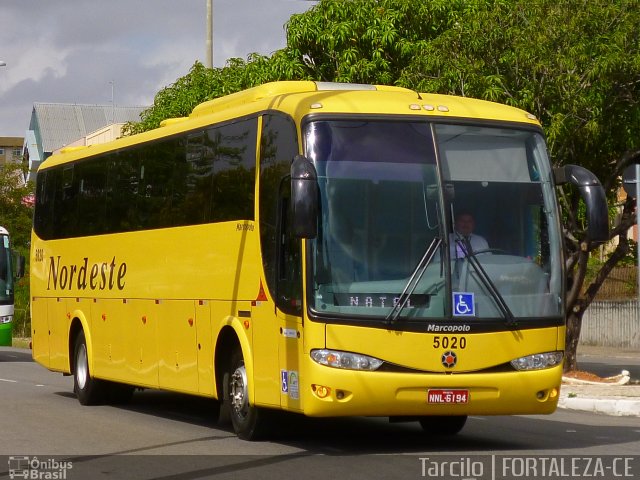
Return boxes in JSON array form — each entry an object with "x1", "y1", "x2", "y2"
[{"x1": 0, "y1": 378, "x2": 17, "y2": 383}]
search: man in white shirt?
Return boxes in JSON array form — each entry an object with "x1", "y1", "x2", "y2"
[{"x1": 450, "y1": 212, "x2": 489, "y2": 258}]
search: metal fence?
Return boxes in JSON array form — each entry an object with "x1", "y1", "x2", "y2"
[
  {"x1": 592, "y1": 265, "x2": 638, "y2": 300},
  {"x1": 578, "y1": 265, "x2": 639, "y2": 349},
  {"x1": 580, "y1": 300, "x2": 640, "y2": 349}
]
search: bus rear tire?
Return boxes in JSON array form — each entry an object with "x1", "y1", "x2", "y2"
[
  {"x1": 73, "y1": 331, "x2": 107, "y2": 405},
  {"x1": 419, "y1": 415, "x2": 467, "y2": 435},
  {"x1": 223, "y1": 348, "x2": 270, "y2": 440}
]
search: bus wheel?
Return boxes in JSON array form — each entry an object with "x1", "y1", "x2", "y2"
[
  {"x1": 419, "y1": 415, "x2": 467, "y2": 435},
  {"x1": 224, "y1": 348, "x2": 269, "y2": 440},
  {"x1": 73, "y1": 331, "x2": 106, "y2": 405}
]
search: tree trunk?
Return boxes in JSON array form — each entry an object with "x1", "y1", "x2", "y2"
[{"x1": 564, "y1": 309, "x2": 583, "y2": 372}]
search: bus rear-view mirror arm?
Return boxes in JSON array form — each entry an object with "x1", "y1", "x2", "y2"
[
  {"x1": 291, "y1": 155, "x2": 319, "y2": 239},
  {"x1": 553, "y1": 164, "x2": 609, "y2": 244}
]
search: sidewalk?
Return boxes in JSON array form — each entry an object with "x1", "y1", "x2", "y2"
[
  {"x1": 558, "y1": 384, "x2": 640, "y2": 417},
  {"x1": 558, "y1": 346, "x2": 640, "y2": 417}
]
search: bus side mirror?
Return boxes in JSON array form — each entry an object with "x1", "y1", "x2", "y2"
[
  {"x1": 553, "y1": 164, "x2": 609, "y2": 244},
  {"x1": 291, "y1": 155, "x2": 318, "y2": 239},
  {"x1": 15, "y1": 254, "x2": 25, "y2": 279}
]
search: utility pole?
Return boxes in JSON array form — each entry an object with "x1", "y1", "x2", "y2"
[
  {"x1": 109, "y1": 80, "x2": 115, "y2": 124},
  {"x1": 636, "y1": 164, "x2": 639, "y2": 308},
  {"x1": 206, "y1": 0, "x2": 213, "y2": 68},
  {"x1": 623, "y1": 164, "x2": 640, "y2": 306}
]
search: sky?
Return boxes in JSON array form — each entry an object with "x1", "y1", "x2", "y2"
[{"x1": 0, "y1": 0, "x2": 316, "y2": 138}]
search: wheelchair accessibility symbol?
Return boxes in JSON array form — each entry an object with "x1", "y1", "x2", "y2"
[{"x1": 453, "y1": 292, "x2": 475, "y2": 316}]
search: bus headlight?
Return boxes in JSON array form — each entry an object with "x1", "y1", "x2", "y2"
[
  {"x1": 511, "y1": 351, "x2": 563, "y2": 371},
  {"x1": 0, "y1": 315, "x2": 12, "y2": 324},
  {"x1": 311, "y1": 349, "x2": 383, "y2": 371}
]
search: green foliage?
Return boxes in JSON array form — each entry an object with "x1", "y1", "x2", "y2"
[
  {"x1": 0, "y1": 163, "x2": 33, "y2": 340},
  {"x1": 0, "y1": 163, "x2": 33, "y2": 255},
  {"x1": 123, "y1": 56, "x2": 304, "y2": 135},
  {"x1": 585, "y1": 256, "x2": 637, "y2": 299},
  {"x1": 285, "y1": 0, "x2": 468, "y2": 84},
  {"x1": 13, "y1": 275, "x2": 30, "y2": 338},
  {"x1": 401, "y1": 0, "x2": 640, "y2": 184}
]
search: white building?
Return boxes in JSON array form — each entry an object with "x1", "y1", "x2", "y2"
[{"x1": 23, "y1": 103, "x2": 145, "y2": 182}]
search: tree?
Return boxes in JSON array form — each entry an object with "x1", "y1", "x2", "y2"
[
  {"x1": 124, "y1": 52, "x2": 307, "y2": 135},
  {"x1": 127, "y1": 0, "x2": 640, "y2": 370},
  {"x1": 0, "y1": 163, "x2": 33, "y2": 254},
  {"x1": 285, "y1": 0, "x2": 640, "y2": 371}
]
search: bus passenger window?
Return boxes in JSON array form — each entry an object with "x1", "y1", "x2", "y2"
[
  {"x1": 276, "y1": 192, "x2": 302, "y2": 315},
  {"x1": 259, "y1": 113, "x2": 299, "y2": 304}
]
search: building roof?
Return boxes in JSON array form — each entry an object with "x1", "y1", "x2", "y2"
[
  {"x1": 0, "y1": 137, "x2": 24, "y2": 147},
  {"x1": 29, "y1": 103, "x2": 145, "y2": 154}
]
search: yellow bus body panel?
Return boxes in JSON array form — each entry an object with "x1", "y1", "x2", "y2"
[{"x1": 30, "y1": 221, "x2": 261, "y2": 397}]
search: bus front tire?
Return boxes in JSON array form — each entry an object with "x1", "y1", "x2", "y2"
[
  {"x1": 419, "y1": 415, "x2": 467, "y2": 435},
  {"x1": 73, "y1": 331, "x2": 107, "y2": 405},
  {"x1": 223, "y1": 348, "x2": 270, "y2": 441}
]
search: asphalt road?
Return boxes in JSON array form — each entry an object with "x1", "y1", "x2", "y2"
[
  {"x1": 1, "y1": 346, "x2": 639, "y2": 480},
  {"x1": 577, "y1": 345, "x2": 640, "y2": 382}
]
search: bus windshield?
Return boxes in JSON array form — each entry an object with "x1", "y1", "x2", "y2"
[
  {"x1": 0, "y1": 234, "x2": 15, "y2": 305},
  {"x1": 304, "y1": 119, "x2": 562, "y2": 324}
]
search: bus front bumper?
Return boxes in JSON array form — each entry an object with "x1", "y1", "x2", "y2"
[{"x1": 301, "y1": 362, "x2": 562, "y2": 418}]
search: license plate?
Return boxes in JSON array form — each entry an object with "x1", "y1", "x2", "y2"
[{"x1": 427, "y1": 389, "x2": 469, "y2": 404}]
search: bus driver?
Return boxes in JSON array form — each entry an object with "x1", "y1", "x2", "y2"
[{"x1": 450, "y1": 211, "x2": 489, "y2": 258}]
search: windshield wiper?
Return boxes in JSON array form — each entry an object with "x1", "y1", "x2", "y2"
[
  {"x1": 455, "y1": 238, "x2": 517, "y2": 327},
  {"x1": 386, "y1": 237, "x2": 442, "y2": 325}
]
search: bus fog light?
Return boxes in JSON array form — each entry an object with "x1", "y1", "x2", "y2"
[
  {"x1": 311, "y1": 349, "x2": 383, "y2": 371},
  {"x1": 0, "y1": 315, "x2": 12, "y2": 324},
  {"x1": 312, "y1": 384, "x2": 331, "y2": 398},
  {"x1": 511, "y1": 351, "x2": 563, "y2": 371}
]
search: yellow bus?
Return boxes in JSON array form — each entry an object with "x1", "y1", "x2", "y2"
[{"x1": 31, "y1": 81, "x2": 608, "y2": 440}]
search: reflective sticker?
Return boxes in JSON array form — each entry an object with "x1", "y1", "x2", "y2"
[
  {"x1": 282, "y1": 328, "x2": 297, "y2": 338},
  {"x1": 288, "y1": 371, "x2": 299, "y2": 400},
  {"x1": 453, "y1": 292, "x2": 475, "y2": 316},
  {"x1": 281, "y1": 370, "x2": 300, "y2": 399}
]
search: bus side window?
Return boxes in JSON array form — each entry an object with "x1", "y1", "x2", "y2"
[
  {"x1": 210, "y1": 118, "x2": 257, "y2": 222},
  {"x1": 138, "y1": 139, "x2": 177, "y2": 229},
  {"x1": 276, "y1": 180, "x2": 302, "y2": 315},
  {"x1": 76, "y1": 158, "x2": 108, "y2": 236},
  {"x1": 259, "y1": 113, "x2": 299, "y2": 305},
  {"x1": 58, "y1": 165, "x2": 78, "y2": 238},
  {"x1": 107, "y1": 151, "x2": 140, "y2": 232},
  {"x1": 34, "y1": 169, "x2": 56, "y2": 240},
  {"x1": 182, "y1": 132, "x2": 211, "y2": 224}
]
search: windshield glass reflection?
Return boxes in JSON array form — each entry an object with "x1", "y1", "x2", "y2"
[{"x1": 304, "y1": 120, "x2": 562, "y2": 322}]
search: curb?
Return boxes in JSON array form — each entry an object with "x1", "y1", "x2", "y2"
[{"x1": 558, "y1": 396, "x2": 640, "y2": 417}]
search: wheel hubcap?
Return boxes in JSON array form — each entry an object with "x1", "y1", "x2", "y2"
[
  {"x1": 76, "y1": 343, "x2": 88, "y2": 390},
  {"x1": 229, "y1": 365, "x2": 248, "y2": 419}
]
